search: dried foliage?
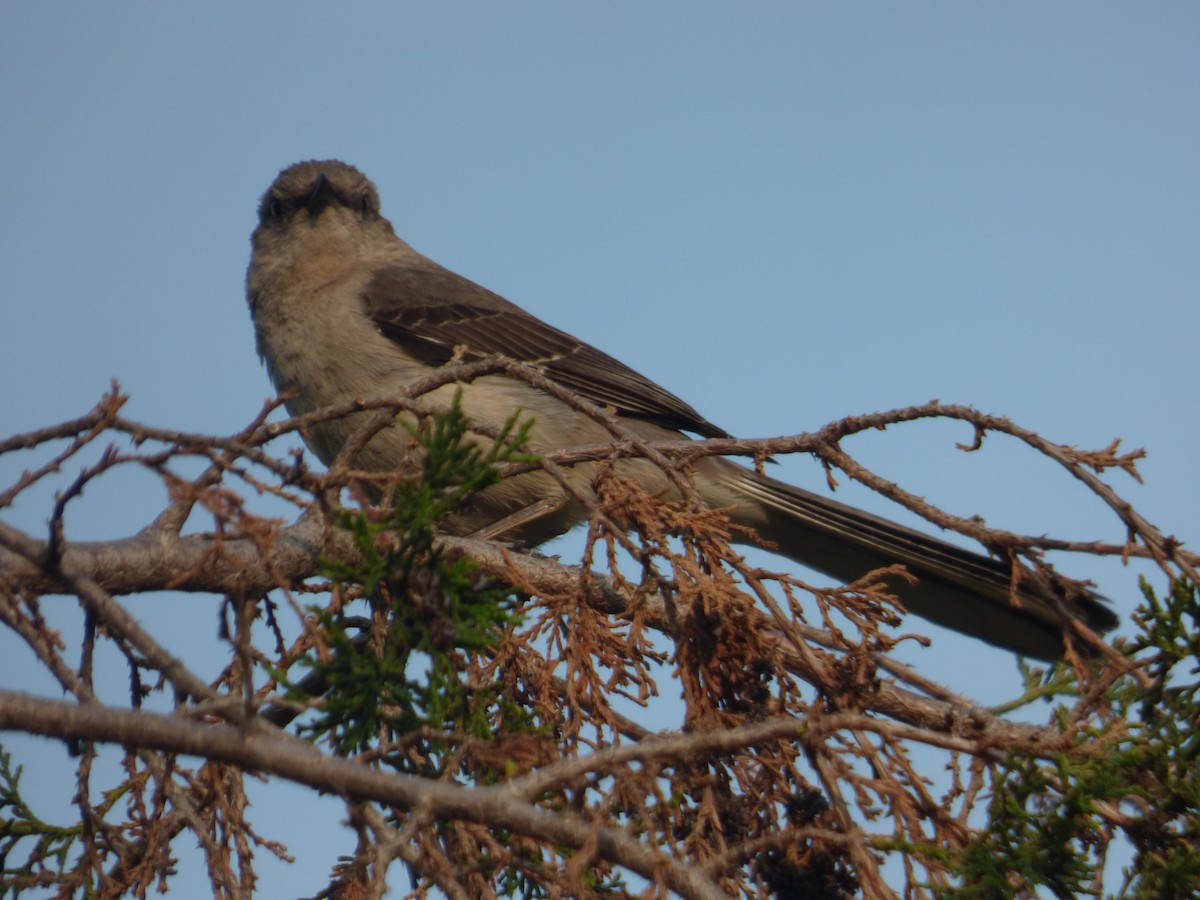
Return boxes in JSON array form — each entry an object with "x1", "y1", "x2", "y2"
[{"x1": 0, "y1": 362, "x2": 1197, "y2": 899}]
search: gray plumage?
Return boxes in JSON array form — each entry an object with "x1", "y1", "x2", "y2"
[{"x1": 247, "y1": 159, "x2": 1117, "y2": 660}]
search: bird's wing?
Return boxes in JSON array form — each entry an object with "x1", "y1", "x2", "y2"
[{"x1": 360, "y1": 263, "x2": 731, "y2": 438}]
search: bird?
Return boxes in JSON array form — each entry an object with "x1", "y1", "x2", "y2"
[{"x1": 246, "y1": 159, "x2": 1117, "y2": 660}]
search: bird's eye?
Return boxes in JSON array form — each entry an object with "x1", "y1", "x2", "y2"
[
  {"x1": 359, "y1": 198, "x2": 373, "y2": 217},
  {"x1": 267, "y1": 197, "x2": 285, "y2": 220}
]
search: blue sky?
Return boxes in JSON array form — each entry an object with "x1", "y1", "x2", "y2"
[{"x1": 2, "y1": 4, "x2": 1197, "y2": 893}]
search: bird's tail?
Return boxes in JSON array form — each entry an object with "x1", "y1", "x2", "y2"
[{"x1": 712, "y1": 465, "x2": 1117, "y2": 659}]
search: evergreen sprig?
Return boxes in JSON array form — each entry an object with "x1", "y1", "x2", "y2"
[
  {"x1": 0, "y1": 746, "x2": 81, "y2": 896},
  {"x1": 939, "y1": 579, "x2": 1200, "y2": 898},
  {"x1": 289, "y1": 394, "x2": 541, "y2": 757}
]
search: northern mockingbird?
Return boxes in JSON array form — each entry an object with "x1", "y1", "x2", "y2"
[{"x1": 247, "y1": 159, "x2": 1117, "y2": 659}]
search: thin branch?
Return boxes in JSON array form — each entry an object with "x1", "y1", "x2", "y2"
[{"x1": 0, "y1": 689, "x2": 729, "y2": 900}]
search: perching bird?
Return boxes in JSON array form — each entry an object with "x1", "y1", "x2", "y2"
[{"x1": 246, "y1": 159, "x2": 1117, "y2": 660}]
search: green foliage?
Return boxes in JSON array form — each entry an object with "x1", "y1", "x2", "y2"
[
  {"x1": 1115, "y1": 577, "x2": 1200, "y2": 897},
  {"x1": 939, "y1": 579, "x2": 1200, "y2": 898},
  {"x1": 0, "y1": 746, "x2": 81, "y2": 896},
  {"x1": 288, "y1": 394, "x2": 542, "y2": 758}
]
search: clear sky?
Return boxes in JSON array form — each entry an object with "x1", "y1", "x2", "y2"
[{"x1": 2, "y1": 4, "x2": 1197, "y2": 894}]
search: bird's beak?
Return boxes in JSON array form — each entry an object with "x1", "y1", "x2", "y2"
[{"x1": 304, "y1": 172, "x2": 334, "y2": 216}]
